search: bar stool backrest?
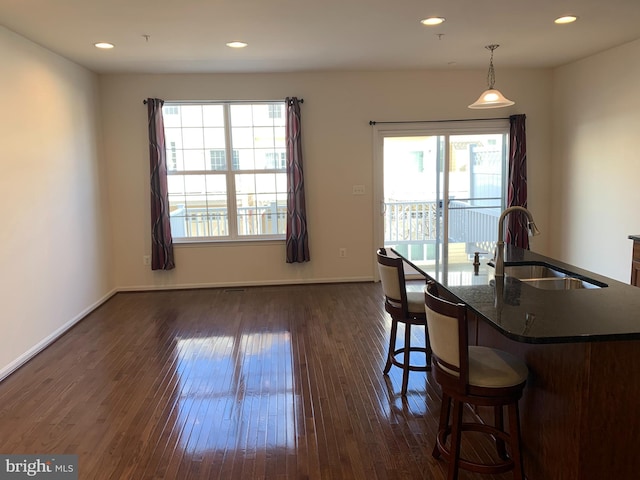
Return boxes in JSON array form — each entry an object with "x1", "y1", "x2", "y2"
[
  {"x1": 377, "y1": 248, "x2": 409, "y2": 318},
  {"x1": 424, "y1": 281, "x2": 470, "y2": 393}
]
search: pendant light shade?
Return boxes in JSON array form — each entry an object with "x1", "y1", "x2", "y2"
[
  {"x1": 469, "y1": 88, "x2": 514, "y2": 109},
  {"x1": 468, "y1": 45, "x2": 514, "y2": 109}
]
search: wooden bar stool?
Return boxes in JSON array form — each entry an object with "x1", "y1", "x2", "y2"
[
  {"x1": 424, "y1": 281, "x2": 528, "y2": 480},
  {"x1": 377, "y1": 248, "x2": 431, "y2": 396}
]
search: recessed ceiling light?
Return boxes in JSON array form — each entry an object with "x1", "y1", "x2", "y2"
[
  {"x1": 421, "y1": 17, "x2": 445, "y2": 26},
  {"x1": 554, "y1": 15, "x2": 578, "y2": 24},
  {"x1": 226, "y1": 41, "x2": 248, "y2": 48},
  {"x1": 94, "y1": 42, "x2": 115, "y2": 49}
]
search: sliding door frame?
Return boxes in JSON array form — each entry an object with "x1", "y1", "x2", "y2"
[{"x1": 372, "y1": 119, "x2": 509, "y2": 280}]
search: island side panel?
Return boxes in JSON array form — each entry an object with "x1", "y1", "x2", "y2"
[
  {"x1": 475, "y1": 315, "x2": 587, "y2": 480},
  {"x1": 578, "y1": 340, "x2": 640, "y2": 479}
]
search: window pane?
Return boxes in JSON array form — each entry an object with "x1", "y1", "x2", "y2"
[
  {"x1": 268, "y1": 104, "x2": 285, "y2": 126},
  {"x1": 182, "y1": 128, "x2": 204, "y2": 149},
  {"x1": 165, "y1": 128, "x2": 183, "y2": 149},
  {"x1": 252, "y1": 104, "x2": 276, "y2": 126},
  {"x1": 166, "y1": 144, "x2": 184, "y2": 171},
  {"x1": 274, "y1": 129, "x2": 286, "y2": 147},
  {"x1": 202, "y1": 105, "x2": 224, "y2": 127},
  {"x1": 180, "y1": 105, "x2": 203, "y2": 127},
  {"x1": 231, "y1": 126, "x2": 254, "y2": 148},
  {"x1": 275, "y1": 172, "x2": 286, "y2": 191},
  {"x1": 183, "y1": 175, "x2": 206, "y2": 195},
  {"x1": 163, "y1": 106, "x2": 181, "y2": 127},
  {"x1": 254, "y1": 126, "x2": 276, "y2": 149},
  {"x1": 183, "y1": 150, "x2": 206, "y2": 171},
  {"x1": 235, "y1": 148, "x2": 255, "y2": 171},
  {"x1": 203, "y1": 127, "x2": 226, "y2": 149},
  {"x1": 167, "y1": 175, "x2": 186, "y2": 195},
  {"x1": 235, "y1": 173, "x2": 256, "y2": 196},
  {"x1": 205, "y1": 174, "x2": 226, "y2": 194},
  {"x1": 260, "y1": 149, "x2": 287, "y2": 170},
  {"x1": 230, "y1": 104, "x2": 253, "y2": 126}
]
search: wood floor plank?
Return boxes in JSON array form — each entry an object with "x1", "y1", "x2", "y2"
[{"x1": 0, "y1": 283, "x2": 516, "y2": 479}]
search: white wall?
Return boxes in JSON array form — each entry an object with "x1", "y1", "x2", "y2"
[
  {"x1": 551, "y1": 39, "x2": 640, "y2": 282},
  {"x1": 100, "y1": 68, "x2": 553, "y2": 290},
  {"x1": 0, "y1": 27, "x2": 113, "y2": 378}
]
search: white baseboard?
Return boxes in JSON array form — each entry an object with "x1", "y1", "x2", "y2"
[
  {"x1": 117, "y1": 276, "x2": 374, "y2": 292},
  {"x1": 0, "y1": 288, "x2": 118, "y2": 382}
]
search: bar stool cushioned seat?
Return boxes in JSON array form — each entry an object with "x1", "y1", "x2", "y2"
[
  {"x1": 424, "y1": 281, "x2": 528, "y2": 480},
  {"x1": 467, "y1": 347, "x2": 528, "y2": 388}
]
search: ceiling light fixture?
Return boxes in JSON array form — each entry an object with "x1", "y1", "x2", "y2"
[
  {"x1": 94, "y1": 42, "x2": 114, "y2": 49},
  {"x1": 468, "y1": 44, "x2": 514, "y2": 109},
  {"x1": 226, "y1": 41, "x2": 248, "y2": 48},
  {"x1": 421, "y1": 17, "x2": 445, "y2": 26},
  {"x1": 554, "y1": 15, "x2": 578, "y2": 24}
]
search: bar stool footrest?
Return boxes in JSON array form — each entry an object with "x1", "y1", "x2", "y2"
[
  {"x1": 389, "y1": 346, "x2": 431, "y2": 372},
  {"x1": 435, "y1": 422, "x2": 515, "y2": 475}
]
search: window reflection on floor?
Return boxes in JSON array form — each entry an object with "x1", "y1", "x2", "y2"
[{"x1": 175, "y1": 332, "x2": 295, "y2": 453}]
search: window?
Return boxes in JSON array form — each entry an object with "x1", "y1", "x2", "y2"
[{"x1": 163, "y1": 102, "x2": 287, "y2": 241}]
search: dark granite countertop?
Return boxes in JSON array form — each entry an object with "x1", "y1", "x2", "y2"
[{"x1": 392, "y1": 246, "x2": 640, "y2": 344}]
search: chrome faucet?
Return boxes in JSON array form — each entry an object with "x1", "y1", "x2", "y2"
[{"x1": 494, "y1": 206, "x2": 540, "y2": 277}]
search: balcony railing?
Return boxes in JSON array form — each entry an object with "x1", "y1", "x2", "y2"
[
  {"x1": 170, "y1": 203, "x2": 286, "y2": 238},
  {"x1": 384, "y1": 200, "x2": 499, "y2": 261}
]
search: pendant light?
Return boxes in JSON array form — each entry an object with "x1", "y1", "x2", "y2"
[{"x1": 468, "y1": 44, "x2": 514, "y2": 109}]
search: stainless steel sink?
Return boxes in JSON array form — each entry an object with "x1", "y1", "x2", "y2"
[
  {"x1": 519, "y1": 277, "x2": 600, "y2": 290},
  {"x1": 490, "y1": 261, "x2": 607, "y2": 290},
  {"x1": 503, "y1": 264, "x2": 566, "y2": 280}
]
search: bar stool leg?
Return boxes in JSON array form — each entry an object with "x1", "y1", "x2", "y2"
[
  {"x1": 424, "y1": 323, "x2": 431, "y2": 368},
  {"x1": 494, "y1": 405, "x2": 508, "y2": 460},
  {"x1": 401, "y1": 323, "x2": 412, "y2": 395},
  {"x1": 507, "y1": 402, "x2": 525, "y2": 480},
  {"x1": 433, "y1": 392, "x2": 451, "y2": 459},
  {"x1": 447, "y1": 399, "x2": 464, "y2": 480},
  {"x1": 383, "y1": 318, "x2": 398, "y2": 374}
]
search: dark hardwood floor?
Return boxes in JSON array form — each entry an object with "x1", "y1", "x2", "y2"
[{"x1": 0, "y1": 282, "x2": 515, "y2": 479}]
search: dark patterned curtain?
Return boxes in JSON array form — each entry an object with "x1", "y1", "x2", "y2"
[
  {"x1": 146, "y1": 98, "x2": 175, "y2": 270},
  {"x1": 285, "y1": 97, "x2": 310, "y2": 263},
  {"x1": 505, "y1": 114, "x2": 529, "y2": 249}
]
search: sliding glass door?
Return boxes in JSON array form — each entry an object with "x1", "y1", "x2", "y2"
[{"x1": 373, "y1": 120, "x2": 508, "y2": 273}]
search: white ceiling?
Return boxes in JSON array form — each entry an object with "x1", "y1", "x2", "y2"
[{"x1": 1, "y1": 0, "x2": 640, "y2": 74}]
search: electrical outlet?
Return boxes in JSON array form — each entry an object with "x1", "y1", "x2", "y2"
[
  {"x1": 339, "y1": 248, "x2": 347, "y2": 258},
  {"x1": 352, "y1": 185, "x2": 365, "y2": 195},
  {"x1": 143, "y1": 255, "x2": 151, "y2": 266}
]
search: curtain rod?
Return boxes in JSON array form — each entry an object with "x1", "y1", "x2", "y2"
[
  {"x1": 142, "y1": 98, "x2": 303, "y2": 105},
  {"x1": 369, "y1": 117, "x2": 510, "y2": 125}
]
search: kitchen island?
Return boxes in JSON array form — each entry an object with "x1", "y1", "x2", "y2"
[{"x1": 392, "y1": 246, "x2": 640, "y2": 480}]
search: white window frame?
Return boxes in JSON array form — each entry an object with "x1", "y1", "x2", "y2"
[{"x1": 163, "y1": 101, "x2": 288, "y2": 243}]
